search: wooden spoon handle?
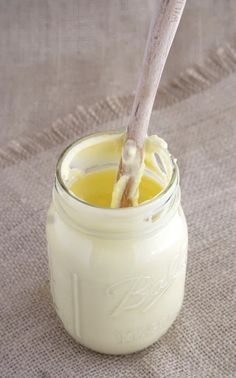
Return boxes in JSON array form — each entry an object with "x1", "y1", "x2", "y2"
[
  {"x1": 127, "y1": 0, "x2": 187, "y2": 148},
  {"x1": 113, "y1": 0, "x2": 187, "y2": 208}
]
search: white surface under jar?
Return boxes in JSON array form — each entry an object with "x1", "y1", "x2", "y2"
[{"x1": 46, "y1": 132, "x2": 188, "y2": 355}]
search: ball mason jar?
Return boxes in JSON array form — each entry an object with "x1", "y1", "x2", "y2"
[{"x1": 46, "y1": 131, "x2": 188, "y2": 355}]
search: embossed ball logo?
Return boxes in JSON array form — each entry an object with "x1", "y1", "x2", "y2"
[{"x1": 106, "y1": 251, "x2": 186, "y2": 317}]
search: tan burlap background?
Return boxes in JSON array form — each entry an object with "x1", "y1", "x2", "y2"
[{"x1": 1, "y1": 42, "x2": 236, "y2": 377}]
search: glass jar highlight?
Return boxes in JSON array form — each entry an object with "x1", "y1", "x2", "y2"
[{"x1": 46, "y1": 131, "x2": 188, "y2": 354}]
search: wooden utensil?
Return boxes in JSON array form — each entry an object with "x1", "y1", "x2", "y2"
[{"x1": 115, "y1": 0, "x2": 187, "y2": 207}]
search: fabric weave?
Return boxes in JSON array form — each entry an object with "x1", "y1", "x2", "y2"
[{"x1": 1, "y1": 44, "x2": 236, "y2": 377}]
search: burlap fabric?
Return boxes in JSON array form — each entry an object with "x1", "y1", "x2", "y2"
[{"x1": 1, "y1": 43, "x2": 236, "y2": 377}]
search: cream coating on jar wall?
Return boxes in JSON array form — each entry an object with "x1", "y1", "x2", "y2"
[{"x1": 46, "y1": 131, "x2": 188, "y2": 354}]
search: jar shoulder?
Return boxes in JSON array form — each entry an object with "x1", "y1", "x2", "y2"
[{"x1": 46, "y1": 202, "x2": 187, "y2": 273}]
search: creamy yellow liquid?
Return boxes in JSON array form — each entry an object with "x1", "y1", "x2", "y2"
[{"x1": 70, "y1": 168, "x2": 162, "y2": 208}]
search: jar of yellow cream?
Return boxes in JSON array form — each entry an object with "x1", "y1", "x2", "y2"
[{"x1": 46, "y1": 131, "x2": 188, "y2": 354}]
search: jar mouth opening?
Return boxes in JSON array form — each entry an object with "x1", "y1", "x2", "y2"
[{"x1": 55, "y1": 130, "x2": 178, "y2": 213}]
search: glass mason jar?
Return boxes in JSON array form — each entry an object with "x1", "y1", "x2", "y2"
[{"x1": 46, "y1": 131, "x2": 188, "y2": 355}]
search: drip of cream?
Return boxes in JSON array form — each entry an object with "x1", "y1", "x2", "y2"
[{"x1": 111, "y1": 134, "x2": 173, "y2": 208}]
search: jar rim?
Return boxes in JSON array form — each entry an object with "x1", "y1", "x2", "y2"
[{"x1": 55, "y1": 130, "x2": 178, "y2": 214}]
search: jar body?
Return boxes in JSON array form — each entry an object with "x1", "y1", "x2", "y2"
[{"x1": 47, "y1": 201, "x2": 188, "y2": 354}]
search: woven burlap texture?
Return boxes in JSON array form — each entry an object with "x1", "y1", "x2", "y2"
[{"x1": 1, "y1": 43, "x2": 236, "y2": 377}]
